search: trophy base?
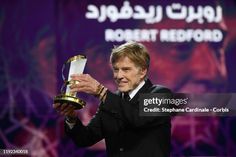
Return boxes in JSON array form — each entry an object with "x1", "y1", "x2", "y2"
[{"x1": 54, "y1": 94, "x2": 86, "y2": 110}]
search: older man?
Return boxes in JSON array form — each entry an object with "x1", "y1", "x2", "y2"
[{"x1": 53, "y1": 41, "x2": 171, "y2": 157}]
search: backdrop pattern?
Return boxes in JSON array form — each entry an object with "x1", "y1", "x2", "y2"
[{"x1": 0, "y1": 0, "x2": 236, "y2": 157}]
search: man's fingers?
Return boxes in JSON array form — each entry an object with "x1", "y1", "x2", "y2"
[
  {"x1": 70, "y1": 74, "x2": 99, "y2": 95},
  {"x1": 53, "y1": 103, "x2": 61, "y2": 109},
  {"x1": 70, "y1": 82, "x2": 89, "y2": 92},
  {"x1": 60, "y1": 106, "x2": 76, "y2": 116},
  {"x1": 70, "y1": 74, "x2": 80, "y2": 79},
  {"x1": 71, "y1": 74, "x2": 91, "y2": 82},
  {"x1": 60, "y1": 103, "x2": 69, "y2": 111},
  {"x1": 64, "y1": 108, "x2": 76, "y2": 116},
  {"x1": 61, "y1": 103, "x2": 76, "y2": 111},
  {"x1": 53, "y1": 103, "x2": 75, "y2": 111},
  {"x1": 53, "y1": 102, "x2": 77, "y2": 117},
  {"x1": 66, "y1": 104, "x2": 76, "y2": 110},
  {"x1": 70, "y1": 86, "x2": 90, "y2": 93},
  {"x1": 70, "y1": 81, "x2": 85, "y2": 89}
]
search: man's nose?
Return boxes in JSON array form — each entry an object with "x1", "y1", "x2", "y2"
[
  {"x1": 189, "y1": 43, "x2": 227, "y2": 86},
  {"x1": 115, "y1": 70, "x2": 124, "y2": 79}
]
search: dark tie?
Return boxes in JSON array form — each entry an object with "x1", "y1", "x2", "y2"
[{"x1": 123, "y1": 93, "x2": 131, "y2": 101}]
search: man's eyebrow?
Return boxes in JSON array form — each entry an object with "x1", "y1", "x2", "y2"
[
  {"x1": 119, "y1": 67, "x2": 132, "y2": 71},
  {"x1": 121, "y1": 67, "x2": 132, "y2": 69},
  {"x1": 112, "y1": 66, "x2": 132, "y2": 69}
]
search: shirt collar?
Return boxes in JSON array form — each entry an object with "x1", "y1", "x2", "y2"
[{"x1": 122, "y1": 80, "x2": 145, "y2": 100}]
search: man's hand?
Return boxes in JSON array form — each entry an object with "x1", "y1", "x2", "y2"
[
  {"x1": 53, "y1": 103, "x2": 77, "y2": 118},
  {"x1": 70, "y1": 74, "x2": 100, "y2": 95}
]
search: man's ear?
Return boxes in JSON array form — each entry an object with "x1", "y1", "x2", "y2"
[{"x1": 140, "y1": 68, "x2": 147, "y2": 79}]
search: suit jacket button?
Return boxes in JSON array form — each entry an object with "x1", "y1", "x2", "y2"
[{"x1": 119, "y1": 148, "x2": 124, "y2": 152}]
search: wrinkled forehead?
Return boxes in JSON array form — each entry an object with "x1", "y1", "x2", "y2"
[
  {"x1": 112, "y1": 56, "x2": 140, "y2": 68},
  {"x1": 112, "y1": 56, "x2": 133, "y2": 65}
]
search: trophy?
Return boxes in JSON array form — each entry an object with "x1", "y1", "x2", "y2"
[{"x1": 54, "y1": 55, "x2": 87, "y2": 110}]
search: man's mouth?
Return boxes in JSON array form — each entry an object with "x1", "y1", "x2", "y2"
[{"x1": 118, "y1": 81, "x2": 128, "y2": 86}]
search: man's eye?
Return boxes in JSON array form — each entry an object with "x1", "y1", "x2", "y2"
[
  {"x1": 113, "y1": 69, "x2": 118, "y2": 72},
  {"x1": 123, "y1": 68, "x2": 130, "y2": 72}
]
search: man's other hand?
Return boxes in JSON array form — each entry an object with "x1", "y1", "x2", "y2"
[{"x1": 53, "y1": 103, "x2": 77, "y2": 118}]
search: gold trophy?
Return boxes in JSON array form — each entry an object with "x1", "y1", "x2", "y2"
[{"x1": 54, "y1": 55, "x2": 87, "y2": 110}]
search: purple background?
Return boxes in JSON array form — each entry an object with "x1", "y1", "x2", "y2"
[{"x1": 0, "y1": 0, "x2": 236, "y2": 156}]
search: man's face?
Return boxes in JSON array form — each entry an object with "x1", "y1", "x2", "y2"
[{"x1": 112, "y1": 56, "x2": 147, "y2": 92}]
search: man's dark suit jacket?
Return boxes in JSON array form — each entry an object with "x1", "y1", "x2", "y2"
[{"x1": 65, "y1": 79, "x2": 171, "y2": 157}]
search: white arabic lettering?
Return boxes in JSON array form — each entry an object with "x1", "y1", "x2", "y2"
[
  {"x1": 166, "y1": 3, "x2": 187, "y2": 20},
  {"x1": 85, "y1": 2, "x2": 222, "y2": 24}
]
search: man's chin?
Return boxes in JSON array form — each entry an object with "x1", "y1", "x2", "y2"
[{"x1": 118, "y1": 87, "x2": 129, "y2": 93}]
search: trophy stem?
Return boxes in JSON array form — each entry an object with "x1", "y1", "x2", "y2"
[{"x1": 54, "y1": 54, "x2": 87, "y2": 110}]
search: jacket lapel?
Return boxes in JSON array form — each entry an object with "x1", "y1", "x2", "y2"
[
  {"x1": 130, "y1": 79, "x2": 153, "y2": 104},
  {"x1": 115, "y1": 79, "x2": 153, "y2": 103}
]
